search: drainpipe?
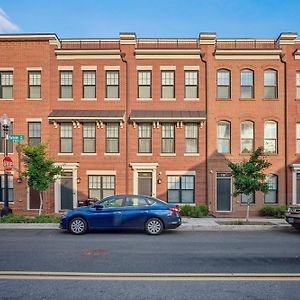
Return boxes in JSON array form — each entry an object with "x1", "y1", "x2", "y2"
[
  {"x1": 280, "y1": 53, "x2": 288, "y2": 206},
  {"x1": 200, "y1": 52, "x2": 208, "y2": 205},
  {"x1": 120, "y1": 52, "x2": 129, "y2": 194}
]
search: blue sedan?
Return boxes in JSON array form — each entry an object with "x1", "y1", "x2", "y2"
[{"x1": 60, "y1": 194, "x2": 181, "y2": 235}]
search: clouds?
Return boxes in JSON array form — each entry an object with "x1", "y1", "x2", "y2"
[{"x1": 0, "y1": 8, "x2": 20, "y2": 33}]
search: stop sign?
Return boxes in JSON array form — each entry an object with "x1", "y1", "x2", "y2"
[{"x1": 3, "y1": 156, "x2": 13, "y2": 172}]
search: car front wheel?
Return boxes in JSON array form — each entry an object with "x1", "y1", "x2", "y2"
[
  {"x1": 145, "y1": 218, "x2": 163, "y2": 235},
  {"x1": 69, "y1": 217, "x2": 88, "y2": 235}
]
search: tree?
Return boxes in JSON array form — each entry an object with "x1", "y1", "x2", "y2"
[
  {"x1": 21, "y1": 144, "x2": 62, "y2": 215},
  {"x1": 228, "y1": 147, "x2": 271, "y2": 221}
]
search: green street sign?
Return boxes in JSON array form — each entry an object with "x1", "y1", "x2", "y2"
[{"x1": 8, "y1": 134, "x2": 25, "y2": 142}]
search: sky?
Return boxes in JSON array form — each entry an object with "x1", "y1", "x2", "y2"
[{"x1": 0, "y1": 0, "x2": 300, "y2": 39}]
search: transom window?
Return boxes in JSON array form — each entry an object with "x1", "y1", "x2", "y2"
[
  {"x1": 185, "y1": 71, "x2": 198, "y2": 98},
  {"x1": 83, "y1": 71, "x2": 96, "y2": 98},
  {"x1": 217, "y1": 69, "x2": 230, "y2": 99},
  {"x1": 161, "y1": 71, "x2": 175, "y2": 99},
  {"x1": 185, "y1": 123, "x2": 198, "y2": 153},
  {"x1": 138, "y1": 123, "x2": 152, "y2": 153},
  {"x1": 240, "y1": 69, "x2": 254, "y2": 99},
  {"x1": 167, "y1": 176, "x2": 195, "y2": 203},
  {"x1": 264, "y1": 175, "x2": 278, "y2": 203},
  {"x1": 106, "y1": 71, "x2": 119, "y2": 98},
  {"x1": 28, "y1": 71, "x2": 41, "y2": 99},
  {"x1": 83, "y1": 123, "x2": 96, "y2": 153},
  {"x1": 60, "y1": 71, "x2": 73, "y2": 98},
  {"x1": 240, "y1": 121, "x2": 254, "y2": 153},
  {"x1": 28, "y1": 122, "x2": 41, "y2": 145},
  {"x1": 264, "y1": 121, "x2": 277, "y2": 153},
  {"x1": 264, "y1": 69, "x2": 278, "y2": 99},
  {"x1": 138, "y1": 71, "x2": 151, "y2": 98},
  {"x1": 161, "y1": 123, "x2": 175, "y2": 153},
  {"x1": 88, "y1": 175, "x2": 115, "y2": 199},
  {"x1": 106, "y1": 123, "x2": 119, "y2": 153},
  {"x1": 60, "y1": 123, "x2": 72, "y2": 153},
  {"x1": 217, "y1": 121, "x2": 230, "y2": 153},
  {"x1": 0, "y1": 71, "x2": 13, "y2": 99}
]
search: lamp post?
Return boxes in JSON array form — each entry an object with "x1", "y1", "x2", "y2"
[{"x1": 0, "y1": 114, "x2": 12, "y2": 216}]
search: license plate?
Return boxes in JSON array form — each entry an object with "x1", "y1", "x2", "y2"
[{"x1": 288, "y1": 217, "x2": 295, "y2": 224}]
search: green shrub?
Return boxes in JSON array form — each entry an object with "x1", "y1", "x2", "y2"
[
  {"x1": 259, "y1": 205, "x2": 287, "y2": 218},
  {"x1": 179, "y1": 204, "x2": 209, "y2": 218},
  {"x1": 0, "y1": 214, "x2": 60, "y2": 223}
]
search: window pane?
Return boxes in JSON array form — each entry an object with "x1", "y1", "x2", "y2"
[
  {"x1": 139, "y1": 124, "x2": 151, "y2": 138},
  {"x1": 167, "y1": 176, "x2": 180, "y2": 189},
  {"x1": 217, "y1": 86, "x2": 230, "y2": 98},
  {"x1": 264, "y1": 70, "x2": 277, "y2": 85},
  {"x1": 162, "y1": 124, "x2": 174, "y2": 138},
  {"x1": 241, "y1": 140, "x2": 253, "y2": 153},
  {"x1": 241, "y1": 193, "x2": 254, "y2": 204},
  {"x1": 217, "y1": 70, "x2": 230, "y2": 85},
  {"x1": 181, "y1": 176, "x2": 194, "y2": 189},
  {"x1": 139, "y1": 139, "x2": 151, "y2": 153},
  {"x1": 106, "y1": 140, "x2": 118, "y2": 153},
  {"x1": 29, "y1": 86, "x2": 41, "y2": 98},
  {"x1": 60, "y1": 124, "x2": 72, "y2": 138},
  {"x1": 264, "y1": 86, "x2": 277, "y2": 99},
  {"x1": 162, "y1": 71, "x2": 174, "y2": 85},
  {"x1": 168, "y1": 190, "x2": 180, "y2": 203},
  {"x1": 241, "y1": 70, "x2": 253, "y2": 86},
  {"x1": 83, "y1": 86, "x2": 96, "y2": 98},
  {"x1": 106, "y1": 123, "x2": 119, "y2": 138},
  {"x1": 297, "y1": 72, "x2": 300, "y2": 86},
  {"x1": 61, "y1": 86, "x2": 72, "y2": 98},
  {"x1": 218, "y1": 122, "x2": 230, "y2": 138},
  {"x1": 185, "y1": 86, "x2": 198, "y2": 98},
  {"x1": 29, "y1": 72, "x2": 41, "y2": 85},
  {"x1": 106, "y1": 71, "x2": 119, "y2": 85},
  {"x1": 138, "y1": 71, "x2": 151, "y2": 85},
  {"x1": 185, "y1": 71, "x2": 198, "y2": 85},
  {"x1": 107, "y1": 86, "x2": 119, "y2": 98},
  {"x1": 162, "y1": 86, "x2": 174, "y2": 98},
  {"x1": 83, "y1": 123, "x2": 95, "y2": 138},
  {"x1": 264, "y1": 140, "x2": 276, "y2": 153},
  {"x1": 264, "y1": 122, "x2": 277, "y2": 139},
  {"x1": 218, "y1": 140, "x2": 230, "y2": 153},
  {"x1": 83, "y1": 71, "x2": 96, "y2": 85},
  {"x1": 2, "y1": 87, "x2": 13, "y2": 99},
  {"x1": 297, "y1": 87, "x2": 300, "y2": 99},
  {"x1": 182, "y1": 190, "x2": 194, "y2": 203},
  {"x1": 61, "y1": 72, "x2": 72, "y2": 85},
  {"x1": 138, "y1": 86, "x2": 151, "y2": 98},
  {"x1": 240, "y1": 86, "x2": 253, "y2": 99},
  {"x1": 102, "y1": 176, "x2": 115, "y2": 189},
  {"x1": 241, "y1": 122, "x2": 253, "y2": 138},
  {"x1": 162, "y1": 139, "x2": 174, "y2": 153},
  {"x1": 185, "y1": 124, "x2": 197, "y2": 138},
  {"x1": 61, "y1": 139, "x2": 72, "y2": 153},
  {"x1": 185, "y1": 139, "x2": 198, "y2": 153}
]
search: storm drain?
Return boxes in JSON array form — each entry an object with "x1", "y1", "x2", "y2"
[{"x1": 81, "y1": 249, "x2": 107, "y2": 257}]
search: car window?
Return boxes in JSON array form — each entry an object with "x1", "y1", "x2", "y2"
[
  {"x1": 102, "y1": 197, "x2": 124, "y2": 208},
  {"x1": 124, "y1": 196, "x2": 149, "y2": 207}
]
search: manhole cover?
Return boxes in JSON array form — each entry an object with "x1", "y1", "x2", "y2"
[{"x1": 81, "y1": 249, "x2": 107, "y2": 257}]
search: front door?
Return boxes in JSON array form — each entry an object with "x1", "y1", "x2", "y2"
[
  {"x1": 61, "y1": 172, "x2": 73, "y2": 210},
  {"x1": 216, "y1": 173, "x2": 232, "y2": 211},
  {"x1": 138, "y1": 172, "x2": 152, "y2": 196}
]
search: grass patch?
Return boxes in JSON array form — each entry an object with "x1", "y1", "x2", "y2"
[{"x1": 0, "y1": 214, "x2": 60, "y2": 223}]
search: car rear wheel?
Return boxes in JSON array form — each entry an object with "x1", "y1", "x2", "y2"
[
  {"x1": 145, "y1": 218, "x2": 163, "y2": 235},
  {"x1": 69, "y1": 217, "x2": 88, "y2": 235}
]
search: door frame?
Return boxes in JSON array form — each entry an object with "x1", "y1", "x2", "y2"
[
  {"x1": 54, "y1": 162, "x2": 79, "y2": 213},
  {"x1": 291, "y1": 164, "x2": 300, "y2": 205},
  {"x1": 215, "y1": 172, "x2": 232, "y2": 212},
  {"x1": 130, "y1": 163, "x2": 158, "y2": 197}
]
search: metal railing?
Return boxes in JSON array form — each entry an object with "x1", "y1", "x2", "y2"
[
  {"x1": 137, "y1": 39, "x2": 199, "y2": 49},
  {"x1": 216, "y1": 40, "x2": 278, "y2": 49},
  {"x1": 60, "y1": 40, "x2": 120, "y2": 49}
]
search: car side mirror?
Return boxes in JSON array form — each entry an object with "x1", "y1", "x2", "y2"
[{"x1": 95, "y1": 204, "x2": 103, "y2": 210}]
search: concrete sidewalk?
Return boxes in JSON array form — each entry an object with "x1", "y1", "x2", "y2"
[{"x1": 0, "y1": 217, "x2": 291, "y2": 231}]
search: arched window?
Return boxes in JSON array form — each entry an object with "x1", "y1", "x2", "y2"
[
  {"x1": 240, "y1": 121, "x2": 254, "y2": 153},
  {"x1": 217, "y1": 69, "x2": 230, "y2": 99},
  {"x1": 217, "y1": 121, "x2": 230, "y2": 153},
  {"x1": 264, "y1": 175, "x2": 278, "y2": 204},
  {"x1": 264, "y1": 69, "x2": 278, "y2": 99},
  {"x1": 240, "y1": 69, "x2": 254, "y2": 99},
  {"x1": 264, "y1": 121, "x2": 277, "y2": 153}
]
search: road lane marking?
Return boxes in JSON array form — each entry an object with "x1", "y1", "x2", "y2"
[{"x1": 0, "y1": 272, "x2": 300, "y2": 281}]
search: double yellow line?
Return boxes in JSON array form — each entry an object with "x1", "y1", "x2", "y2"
[{"x1": 0, "y1": 271, "x2": 300, "y2": 281}]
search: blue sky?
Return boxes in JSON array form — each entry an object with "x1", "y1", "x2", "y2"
[{"x1": 0, "y1": 0, "x2": 300, "y2": 38}]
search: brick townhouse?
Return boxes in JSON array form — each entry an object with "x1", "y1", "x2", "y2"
[{"x1": 0, "y1": 32, "x2": 299, "y2": 217}]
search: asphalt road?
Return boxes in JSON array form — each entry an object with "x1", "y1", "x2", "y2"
[{"x1": 0, "y1": 228, "x2": 299, "y2": 300}]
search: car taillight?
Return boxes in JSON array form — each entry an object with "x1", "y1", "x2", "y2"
[{"x1": 168, "y1": 207, "x2": 179, "y2": 214}]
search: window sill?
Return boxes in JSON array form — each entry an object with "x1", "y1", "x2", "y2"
[
  {"x1": 26, "y1": 98, "x2": 42, "y2": 101},
  {"x1": 216, "y1": 98, "x2": 232, "y2": 101},
  {"x1": 184, "y1": 153, "x2": 199, "y2": 156},
  {"x1": 160, "y1": 153, "x2": 176, "y2": 156},
  {"x1": 160, "y1": 98, "x2": 176, "y2": 101},
  {"x1": 81, "y1": 153, "x2": 97, "y2": 156},
  {"x1": 137, "y1": 153, "x2": 152, "y2": 156},
  {"x1": 104, "y1": 98, "x2": 120, "y2": 101},
  {"x1": 57, "y1": 153, "x2": 74, "y2": 156},
  {"x1": 81, "y1": 98, "x2": 97, "y2": 101},
  {"x1": 0, "y1": 98, "x2": 13, "y2": 101},
  {"x1": 295, "y1": 98, "x2": 300, "y2": 101},
  {"x1": 262, "y1": 98, "x2": 279, "y2": 101},
  {"x1": 137, "y1": 98, "x2": 152, "y2": 101},
  {"x1": 184, "y1": 98, "x2": 199, "y2": 101},
  {"x1": 239, "y1": 98, "x2": 255, "y2": 101},
  {"x1": 104, "y1": 153, "x2": 120, "y2": 156},
  {"x1": 264, "y1": 153, "x2": 278, "y2": 156},
  {"x1": 58, "y1": 98, "x2": 73, "y2": 101}
]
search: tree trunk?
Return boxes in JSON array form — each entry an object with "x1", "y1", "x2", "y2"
[
  {"x1": 38, "y1": 192, "x2": 43, "y2": 216},
  {"x1": 246, "y1": 202, "x2": 250, "y2": 223}
]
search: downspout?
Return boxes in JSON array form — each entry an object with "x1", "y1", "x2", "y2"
[
  {"x1": 280, "y1": 52, "x2": 288, "y2": 206},
  {"x1": 120, "y1": 52, "x2": 129, "y2": 194},
  {"x1": 200, "y1": 52, "x2": 208, "y2": 206}
]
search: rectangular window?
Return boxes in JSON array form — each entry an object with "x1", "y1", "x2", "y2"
[
  {"x1": 161, "y1": 123, "x2": 175, "y2": 153},
  {"x1": 217, "y1": 70, "x2": 230, "y2": 99},
  {"x1": 88, "y1": 175, "x2": 115, "y2": 199},
  {"x1": 83, "y1": 71, "x2": 96, "y2": 98},
  {"x1": 240, "y1": 70, "x2": 254, "y2": 99},
  {"x1": 161, "y1": 71, "x2": 175, "y2": 99},
  {"x1": 264, "y1": 176, "x2": 278, "y2": 203},
  {"x1": 264, "y1": 70, "x2": 278, "y2": 99},
  {"x1": 106, "y1": 71, "x2": 119, "y2": 98},
  {"x1": 241, "y1": 193, "x2": 255, "y2": 204},
  {"x1": 138, "y1": 123, "x2": 152, "y2": 153},
  {"x1": 185, "y1": 123, "x2": 198, "y2": 153},
  {"x1": 167, "y1": 175, "x2": 194, "y2": 203},
  {"x1": 241, "y1": 122, "x2": 254, "y2": 153},
  {"x1": 28, "y1": 71, "x2": 41, "y2": 99},
  {"x1": 0, "y1": 122, "x2": 13, "y2": 153},
  {"x1": 297, "y1": 123, "x2": 300, "y2": 153},
  {"x1": 28, "y1": 122, "x2": 41, "y2": 145},
  {"x1": 106, "y1": 123, "x2": 119, "y2": 153},
  {"x1": 138, "y1": 71, "x2": 151, "y2": 98},
  {"x1": 60, "y1": 71, "x2": 73, "y2": 98},
  {"x1": 0, "y1": 71, "x2": 13, "y2": 99},
  {"x1": 217, "y1": 122, "x2": 230, "y2": 153},
  {"x1": 83, "y1": 123, "x2": 96, "y2": 153},
  {"x1": 185, "y1": 71, "x2": 198, "y2": 99},
  {"x1": 297, "y1": 72, "x2": 300, "y2": 99},
  {"x1": 0, "y1": 174, "x2": 13, "y2": 202},
  {"x1": 60, "y1": 123, "x2": 72, "y2": 153},
  {"x1": 264, "y1": 122, "x2": 277, "y2": 153}
]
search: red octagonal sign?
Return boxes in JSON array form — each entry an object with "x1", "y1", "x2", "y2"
[{"x1": 3, "y1": 156, "x2": 13, "y2": 172}]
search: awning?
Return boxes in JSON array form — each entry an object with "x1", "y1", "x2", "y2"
[
  {"x1": 48, "y1": 109, "x2": 125, "y2": 122},
  {"x1": 129, "y1": 110, "x2": 206, "y2": 122}
]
